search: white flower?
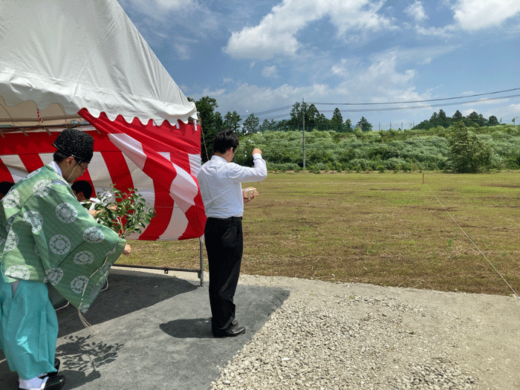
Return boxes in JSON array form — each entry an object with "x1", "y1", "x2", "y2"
[
  {"x1": 4, "y1": 230, "x2": 19, "y2": 251},
  {"x1": 55, "y1": 203, "x2": 78, "y2": 224},
  {"x1": 49, "y1": 234, "x2": 71, "y2": 255},
  {"x1": 73, "y1": 251, "x2": 95, "y2": 265},
  {"x1": 33, "y1": 180, "x2": 52, "y2": 197},
  {"x1": 45, "y1": 268, "x2": 64, "y2": 286},
  {"x1": 83, "y1": 227, "x2": 105, "y2": 243},
  {"x1": 5, "y1": 265, "x2": 31, "y2": 280},
  {"x1": 2, "y1": 189, "x2": 20, "y2": 208},
  {"x1": 71, "y1": 276, "x2": 89, "y2": 294},
  {"x1": 23, "y1": 211, "x2": 44, "y2": 233}
]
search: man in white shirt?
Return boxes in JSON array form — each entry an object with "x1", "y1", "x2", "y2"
[{"x1": 197, "y1": 129, "x2": 267, "y2": 338}]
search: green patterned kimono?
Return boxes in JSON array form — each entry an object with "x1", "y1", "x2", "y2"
[{"x1": 0, "y1": 164, "x2": 126, "y2": 312}]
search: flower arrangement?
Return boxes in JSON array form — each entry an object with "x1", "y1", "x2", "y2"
[{"x1": 88, "y1": 185, "x2": 156, "y2": 238}]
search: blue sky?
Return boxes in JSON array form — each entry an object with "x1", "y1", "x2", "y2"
[{"x1": 118, "y1": 0, "x2": 520, "y2": 129}]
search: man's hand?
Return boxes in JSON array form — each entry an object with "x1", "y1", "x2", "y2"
[
  {"x1": 123, "y1": 244, "x2": 131, "y2": 255},
  {"x1": 252, "y1": 148, "x2": 262, "y2": 156}
]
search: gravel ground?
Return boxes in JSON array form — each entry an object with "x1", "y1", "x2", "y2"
[{"x1": 210, "y1": 275, "x2": 520, "y2": 390}]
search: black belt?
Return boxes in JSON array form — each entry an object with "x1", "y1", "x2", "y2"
[{"x1": 207, "y1": 216, "x2": 242, "y2": 222}]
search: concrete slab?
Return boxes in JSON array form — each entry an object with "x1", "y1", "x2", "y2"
[{"x1": 0, "y1": 269, "x2": 289, "y2": 390}]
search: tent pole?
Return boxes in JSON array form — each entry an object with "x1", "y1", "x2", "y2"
[{"x1": 199, "y1": 237, "x2": 204, "y2": 287}]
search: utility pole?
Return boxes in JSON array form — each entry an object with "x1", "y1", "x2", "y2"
[{"x1": 302, "y1": 98, "x2": 306, "y2": 169}]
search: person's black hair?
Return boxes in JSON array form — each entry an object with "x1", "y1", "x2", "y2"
[
  {"x1": 213, "y1": 129, "x2": 239, "y2": 154},
  {"x1": 53, "y1": 150, "x2": 70, "y2": 163},
  {"x1": 71, "y1": 180, "x2": 93, "y2": 199},
  {"x1": 0, "y1": 181, "x2": 14, "y2": 196}
]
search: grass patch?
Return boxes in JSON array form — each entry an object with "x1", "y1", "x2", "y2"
[{"x1": 123, "y1": 172, "x2": 520, "y2": 296}]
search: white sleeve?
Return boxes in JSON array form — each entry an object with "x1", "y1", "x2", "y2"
[{"x1": 227, "y1": 154, "x2": 267, "y2": 183}]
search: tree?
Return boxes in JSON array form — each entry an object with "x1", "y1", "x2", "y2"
[
  {"x1": 331, "y1": 108, "x2": 344, "y2": 132},
  {"x1": 448, "y1": 121, "x2": 492, "y2": 173},
  {"x1": 344, "y1": 119, "x2": 353, "y2": 132},
  {"x1": 356, "y1": 116, "x2": 373, "y2": 132},
  {"x1": 488, "y1": 115, "x2": 499, "y2": 126},
  {"x1": 191, "y1": 96, "x2": 220, "y2": 162},
  {"x1": 306, "y1": 104, "x2": 320, "y2": 130},
  {"x1": 438, "y1": 109, "x2": 448, "y2": 128},
  {"x1": 452, "y1": 110, "x2": 463, "y2": 121},
  {"x1": 243, "y1": 113, "x2": 260, "y2": 133},
  {"x1": 467, "y1": 111, "x2": 480, "y2": 126},
  {"x1": 224, "y1": 110, "x2": 242, "y2": 133}
]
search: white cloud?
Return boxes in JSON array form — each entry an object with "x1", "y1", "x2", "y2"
[
  {"x1": 223, "y1": 78, "x2": 234, "y2": 84},
  {"x1": 262, "y1": 65, "x2": 279, "y2": 78},
  {"x1": 452, "y1": 0, "x2": 520, "y2": 31},
  {"x1": 193, "y1": 50, "x2": 433, "y2": 121},
  {"x1": 223, "y1": 0, "x2": 394, "y2": 60},
  {"x1": 415, "y1": 25, "x2": 455, "y2": 38},
  {"x1": 404, "y1": 1, "x2": 428, "y2": 22}
]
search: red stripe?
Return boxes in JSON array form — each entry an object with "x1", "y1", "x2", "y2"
[
  {"x1": 0, "y1": 157, "x2": 15, "y2": 183},
  {"x1": 79, "y1": 109, "x2": 206, "y2": 240},
  {"x1": 19, "y1": 153, "x2": 44, "y2": 174},
  {"x1": 179, "y1": 192, "x2": 207, "y2": 240},
  {"x1": 139, "y1": 181, "x2": 174, "y2": 240},
  {"x1": 100, "y1": 151, "x2": 134, "y2": 194}
]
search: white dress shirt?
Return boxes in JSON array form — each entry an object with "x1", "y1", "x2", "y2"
[{"x1": 198, "y1": 153, "x2": 267, "y2": 218}]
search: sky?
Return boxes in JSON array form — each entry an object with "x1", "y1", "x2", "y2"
[{"x1": 118, "y1": 0, "x2": 520, "y2": 129}]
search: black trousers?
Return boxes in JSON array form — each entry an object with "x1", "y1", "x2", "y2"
[{"x1": 204, "y1": 217, "x2": 243, "y2": 330}]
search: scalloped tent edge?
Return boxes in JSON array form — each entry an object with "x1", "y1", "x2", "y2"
[{"x1": 0, "y1": 0, "x2": 207, "y2": 245}]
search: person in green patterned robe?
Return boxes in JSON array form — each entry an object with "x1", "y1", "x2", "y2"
[{"x1": 0, "y1": 129, "x2": 131, "y2": 390}]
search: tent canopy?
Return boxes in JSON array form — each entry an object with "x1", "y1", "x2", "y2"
[{"x1": 0, "y1": 0, "x2": 206, "y2": 241}]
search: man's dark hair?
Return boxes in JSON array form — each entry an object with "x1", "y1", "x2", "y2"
[
  {"x1": 0, "y1": 181, "x2": 14, "y2": 196},
  {"x1": 53, "y1": 150, "x2": 72, "y2": 163},
  {"x1": 213, "y1": 129, "x2": 239, "y2": 154},
  {"x1": 71, "y1": 180, "x2": 93, "y2": 199}
]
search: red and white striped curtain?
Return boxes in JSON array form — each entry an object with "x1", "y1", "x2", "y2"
[{"x1": 0, "y1": 111, "x2": 207, "y2": 241}]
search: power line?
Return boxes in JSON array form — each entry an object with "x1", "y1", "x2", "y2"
[
  {"x1": 309, "y1": 87, "x2": 520, "y2": 105},
  {"x1": 254, "y1": 105, "x2": 293, "y2": 116},
  {"x1": 314, "y1": 93, "x2": 520, "y2": 113},
  {"x1": 256, "y1": 93, "x2": 520, "y2": 119}
]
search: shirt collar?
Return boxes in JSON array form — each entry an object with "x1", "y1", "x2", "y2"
[
  {"x1": 211, "y1": 155, "x2": 227, "y2": 163},
  {"x1": 48, "y1": 161, "x2": 63, "y2": 177}
]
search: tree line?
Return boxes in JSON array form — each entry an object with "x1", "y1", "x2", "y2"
[{"x1": 189, "y1": 96, "x2": 516, "y2": 172}]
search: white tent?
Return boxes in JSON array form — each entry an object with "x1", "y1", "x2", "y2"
[{"x1": 0, "y1": 0, "x2": 207, "y2": 242}]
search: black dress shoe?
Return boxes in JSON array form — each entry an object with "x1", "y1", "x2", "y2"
[
  {"x1": 48, "y1": 359, "x2": 60, "y2": 377},
  {"x1": 44, "y1": 375, "x2": 66, "y2": 390},
  {"x1": 19, "y1": 375, "x2": 66, "y2": 390},
  {"x1": 213, "y1": 323, "x2": 246, "y2": 338},
  {"x1": 39, "y1": 358, "x2": 60, "y2": 379}
]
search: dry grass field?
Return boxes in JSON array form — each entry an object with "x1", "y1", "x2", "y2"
[{"x1": 123, "y1": 171, "x2": 520, "y2": 296}]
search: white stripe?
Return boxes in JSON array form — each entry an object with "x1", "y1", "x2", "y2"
[
  {"x1": 39, "y1": 153, "x2": 54, "y2": 165},
  {"x1": 170, "y1": 163, "x2": 198, "y2": 213},
  {"x1": 108, "y1": 134, "x2": 147, "y2": 170},
  {"x1": 121, "y1": 153, "x2": 155, "y2": 208},
  {"x1": 188, "y1": 153, "x2": 201, "y2": 177},
  {"x1": 158, "y1": 152, "x2": 170, "y2": 160},
  {"x1": 87, "y1": 152, "x2": 113, "y2": 194},
  {"x1": 1, "y1": 154, "x2": 27, "y2": 182},
  {"x1": 157, "y1": 203, "x2": 188, "y2": 241}
]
